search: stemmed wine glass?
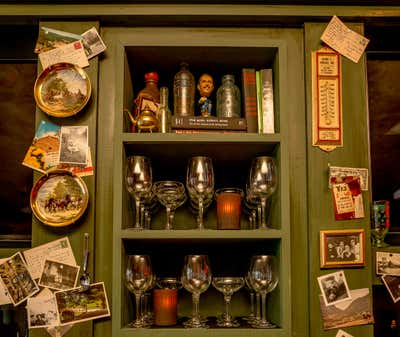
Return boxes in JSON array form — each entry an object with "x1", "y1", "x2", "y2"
[
  {"x1": 181, "y1": 255, "x2": 212, "y2": 328},
  {"x1": 125, "y1": 255, "x2": 153, "y2": 328},
  {"x1": 125, "y1": 156, "x2": 153, "y2": 229},
  {"x1": 248, "y1": 255, "x2": 279, "y2": 328},
  {"x1": 186, "y1": 156, "x2": 214, "y2": 230},
  {"x1": 153, "y1": 181, "x2": 187, "y2": 230},
  {"x1": 247, "y1": 156, "x2": 277, "y2": 229},
  {"x1": 212, "y1": 277, "x2": 244, "y2": 327}
]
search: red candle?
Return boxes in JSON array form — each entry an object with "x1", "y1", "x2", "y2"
[
  {"x1": 153, "y1": 289, "x2": 178, "y2": 326},
  {"x1": 216, "y1": 188, "x2": 242, "y2": 229}
]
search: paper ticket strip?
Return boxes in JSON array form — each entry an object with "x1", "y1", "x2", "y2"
[{"x1": 312, "y1": 47, "x2": 343, "y2": 152}]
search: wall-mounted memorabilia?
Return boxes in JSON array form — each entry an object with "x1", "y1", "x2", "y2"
[
  {"x1": 320, "y1": 229, "x2": 365, "y2": 268},
  {"x1": 30, "y1": 169, "x2": 89, "y2": 227},
  {"x1": 34, "y1": 62, "x2": 91, "y2": 118}
]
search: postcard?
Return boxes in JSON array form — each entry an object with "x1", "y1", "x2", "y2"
[
  {"x1": 0, "y1": 252, "x2": 39, "y2": 305},
  {"x1": 381, "y1": 275, "x2": 400, "y2": 303},
  {"x1": 59, "y1": 126, "x2": 89, "y2": 165},
  {"x1": 22, "y1": 120, "x2": 61, "y2": 173},
  {"x1": 328, "y1": 165, "x2": 368, "y2": 191},
  {"x1": 35, "y1": 26, "x2": 83, "y2": 53},
  {"x1": 0, "y1": 258, "x2": 12, "y2": 305},
  {"x1": 46, "y1": 324, "x2": 73, "y2": 337},
  {"x1": 54, "y1": 282, "x2": 110, "y2": 325},
  {"x1": 81, "y1": 27, "x2": 107, "y2": 59},
  {"x1": 39, "y1": 40, "x2": 89, "y2": 69},
  {"x1": 318, "y1": 270, "x2": 351, "y2": 306},
  {"x1": 23, "y1": 237, "x2": 76, "y2": 280},
  {"x1": 27, "y1": 288, "x2": 59, "y2": 328},
  {"x1": 319, "y1": 288, "x2": 374, "y2": 330},
  {"x1": 376, "y1": 251, "x2": 400, "y2": 276},
  {"x1": 39, "y1": 260, "x2": 80, "y2": 291}
]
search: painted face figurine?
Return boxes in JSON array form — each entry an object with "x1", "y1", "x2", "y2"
[{"x1": 197, "y1": 73, "x2": 214, "y2": 117}]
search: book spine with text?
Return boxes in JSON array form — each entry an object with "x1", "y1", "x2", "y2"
[
  {"x1": 260, "y1": 69, "x2": 275, "y2": 134},
  {"x1": 241, "y1": 68, "x2": 258, "y2": 133},
  {"x1": 171, "y1": 116, "x2": 247, "y2": 131},
  {"x1": 256, "y1": 70, "x2": 263, "y2": 133}
]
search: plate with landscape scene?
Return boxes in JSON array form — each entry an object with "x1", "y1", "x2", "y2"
[
  {"x1": 34, "y1": 62, "x2": 91, "y2": 117},
  {"x1": 30, "y1": 169, "x2": 89, "y2": 227}
]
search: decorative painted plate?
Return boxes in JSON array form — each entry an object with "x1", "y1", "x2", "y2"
[
  {"x1": 34, "y1": 62, "x2": 91, "y2": 118},
  {"x1": 30, "y1": 169, "x2": 89, "y2": 227}
]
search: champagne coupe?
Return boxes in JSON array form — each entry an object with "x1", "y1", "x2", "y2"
[
  {"x1": 153, "y1": 181, "x2": 187, "y2": 230},
  {"x1": 125, "y1": 156, "x2": 153, "y2": 229},
  {"x1": 181, "y1": 255, "x2": 212, "y2": 328},
  {"x1": 125, "y1": 255, "x2": 153, "y2": 328},
  {"x1": 248, "y1": 255, "x2": 278, "y2": 328},
  {"x1": 186, "y1": 156, "x2": 214, "y2": 230},
  {"x1": 247, "y1": 156, "x2": 277, "y2": 229},
  {"x1": 212, "y1": 277, "x2": 244, "y2": 327}
]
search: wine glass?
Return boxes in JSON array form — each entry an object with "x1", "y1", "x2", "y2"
[
  {"x1": 248, "y1": 255, "x2": 278, "y2": 328},
  {"x1": 212, "y1": 277, "x2": 244, "y2": 327},
  {"x1": 153, "y1": 181, "x2": 187, "y2": 230},
  {"x1": 125, "y1": 156, "x2": 153, "y2": 229},
  {"x1": 371, "y1": 200, "x2": 390, "y2": 247},
  {"x1": 125, "y1": 255, "x2": 153, "y2": 328},
  {"x1": 243, "y1": 273, "x2": 257, "y2": 323},
  {"x1": 247, "y1": 156, "x2": 277, "y2": 229},
  {"x1": 186, "y1": 156, "x2": 214, "y2": 230},
  {"x1": 181, "y1": 255, "x2": 212, "y2": 328}
]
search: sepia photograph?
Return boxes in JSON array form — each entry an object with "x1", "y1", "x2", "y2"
[
  {"x1": 54, "y1": 282, "x2": 110, "y2": 325},
  {"x1": 318, "y1": 270, "x2": 352, "y2": 306},
  {"x1": 27, "y1": 288, "x2": 59, "y2": 328},
  {"x1": 39, "y1": 260, "x2": 80, "y2": 291},
  {"x1": 320, "y1": 229, "x2": 365, "y2": 268},
  {"x1": 381, "y1": 274, "x2": 400, "y2": 303},
  {"x1": 59, "y1": 126, "x2": 88, "y2": 165},
  {"x1": 376, "y1": 251, "x2": 400, "y2": 276},
  {"x1": 0, "y1": 252, "x2": 39, "y2": 305},
  {"x1": 319, "y1": 288, "x2": 374, "y2": 330},
  {"x1": 81, "y1": 27, "x2": 106, "y2": 59}
]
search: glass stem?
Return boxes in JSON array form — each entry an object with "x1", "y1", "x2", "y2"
[
  {"x1": 192, "y1": 293, "x2": 201, "y2": 323},
  {"x1": 134, "y1": 197, "x2": 141, "y2": 229},
  {"x1": 197, "y1": 198, "x2": 204, "y2": 230},
  {"x1": 165, "y1": 206, "x2": 172, "y2": 230},
  {"x1": 260, "y1": 197, "x2": 267, "y2": 229},
  {"x1": 224, "y1": 295, "x2": 232, "y2": 321},
  {"x1": 256, "y1": 293, "x2": 261, "y2": 320},
  {"x1": 135, "y1": 293, "x2": 141, "y2": 324},
  {"x1": 257, "y1": 205, "x2": 262, "y2": 229},
  {"x1": 261, "y1": 292, "x2": 267, "y2": 323},
  {"x1": 250, "y1": 292, "x2": 255, "y2": 317}
]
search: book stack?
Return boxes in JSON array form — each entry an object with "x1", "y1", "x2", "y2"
[{"x1": 242, "y1": 68, "x2": 275, "y2": 134}]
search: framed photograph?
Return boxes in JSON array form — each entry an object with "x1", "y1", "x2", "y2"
[
  {"x1": 381, "y1": 274, "x2": 400, "y2": 303},
  {"x1": 376, "y1": 251, "x2": 400, "y2": 276},
  {"x1": 38, "y1": 260, "x2": 80, "y2": 291},
  {"x1": 320, "y1": 229, "x2": 365, "y2": 268},
  {"x1": 318, "y1": 270, "x2": 352, "y2": 306}
]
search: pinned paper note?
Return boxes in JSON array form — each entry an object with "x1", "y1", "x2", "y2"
[
  {"x1": 336, "y1": 329, "x2": 354, "y2": 337},
  {"x1": 321, "y1": 16, "x2": 369, "y2": 63}
]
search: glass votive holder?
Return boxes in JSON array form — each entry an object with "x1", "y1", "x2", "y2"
[
  {"x1": 215, "y1": 187, "x2": 243, "y2": 230},
  {"x1": 153, "y1": 288, "x2": 178, "y2": 326}
]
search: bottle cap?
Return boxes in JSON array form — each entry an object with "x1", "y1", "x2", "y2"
[{"x1": 145, "y1": 72, "x2": 159, "y2": 82}]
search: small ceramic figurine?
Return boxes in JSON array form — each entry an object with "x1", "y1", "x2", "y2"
[{"x1": 197, "y1": 73, "x2": 214, "y2": 117}]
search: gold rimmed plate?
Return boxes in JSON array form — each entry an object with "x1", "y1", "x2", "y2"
[
  {"x1": 30, "y1": 169, "x2": 89, "y2": 227},
  {"x1": 34, "y1": 62, "x2": 91, "y2": 118}
]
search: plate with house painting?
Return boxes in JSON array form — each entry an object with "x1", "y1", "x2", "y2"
[
  {"x1": 30, "y1": 169, "x2": 89, "y2": 227},
  {"x1": 34, "y1": 62, "x2": 91, "y2": 118}
]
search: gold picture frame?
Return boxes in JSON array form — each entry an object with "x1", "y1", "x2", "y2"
[{"x1": 320, "y1": 229, "x2": 365, "y2": 268}]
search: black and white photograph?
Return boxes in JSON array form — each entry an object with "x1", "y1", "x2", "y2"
[
  {"x1": 0, "y1": 252, "x2": 39, "y2": 305},
  {"x1": 318, "y1": 270, "x2": 352, "y2": 306},
  {"x1": 376, "y1": 251, "x2": 400, "y2": 276},
  {"x1": 319, "y1": 288, "x2": 374, "y2": 330},
  {"x1": 39, "y1": 260, "x2": 80, "y2": 291},
  {"x1": 81, "y1": 27, "x2": 107, "y2": 59},
  {"x1": 381, "y1": 274, "x2": 400, "y2": 303},
  {"x1": 54, "y1": 282, "x2": 110, "y2": 325},
  {"x1": 320, "y1": 229, "x2": 365, "y2": 268},
  {"x1": 59, "y1": 126, "x2": 88, "y2": 165},
  {"x1": 27, "y1": 288, "x2": 59, "y2": 328}
]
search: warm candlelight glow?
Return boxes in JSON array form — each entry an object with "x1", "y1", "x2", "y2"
[
  {"x1": 216, "y1": 188, "x2": 242, "y2": 230},
  {"x1": 153, "y1": 289, "x2": 178, "y2": 326}
]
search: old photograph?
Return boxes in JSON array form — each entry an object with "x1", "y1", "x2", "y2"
[
  {"x1": 376, "y1": 251, "x2": 400, "y2": 276},
  {"x1": 319, "y1": 288, "x2": 374, "y2": 330},
  {"x1": 27, "y1": 288, "x2": 59, "y2": 328},
  {"x1": 54, "y1": 282, "x2": 110, "y2": 325},
  {"x1": 81, "y1": 27, "x2": 106, "y2": 59},
  {"x1": 39, "y1": 260, "x2": 80, "y2": 291},
  {"x1": 381, "y1": 274, "x2": 400, "y2": 303},
  {"x1": 318, "y1": 270, "x2": 352, "y2": 306},
  {"x1": 59, "y1": 126, "x2": 88, "y2": 165},
  {"x1": 320, "y1": 229, "x2": 365, "y2": 268},
  {"x1": 0, "y1": 252, "x2": 39, "y2": 305}
]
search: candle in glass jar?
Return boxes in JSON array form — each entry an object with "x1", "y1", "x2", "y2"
[
  {"x1": 216, "y1": 188, "x2": 242, "y2": 230},
  {"x1": 153, "y1": 289, "x2": 178, "y2": 326}
]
